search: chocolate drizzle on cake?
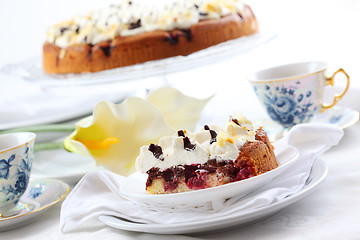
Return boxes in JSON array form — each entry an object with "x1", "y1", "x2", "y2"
[
  {"x1": 183, "y1": 137, "x2": 196, "y2": 151},
  {"x1": 204, "y1": 125, "x2": 217, "y2": 144},
  {"x1": 237, "y1": 13, "x2": 244, "y2": 21},
  {"x1": 148, "y1": 144, "x2": 164, "y2": 161},
  {"x1": 164, "y1": 32, "x2": 179, "y2": 45},
  {"x1": 182, "y1": 29, "x2": 192, "y2": 41},
  {"x1": 164, "y1": 29, "x2": 192, "y2": 45},
  {"x1": 55, "y1": 56, "x2": 60, "y2": 66},
  {"x1": 87, "y1": 44, "x2": 94, "y2": 59},
  {"x1": 99, "y1": 41, "x2": 116, "y2": 57}
]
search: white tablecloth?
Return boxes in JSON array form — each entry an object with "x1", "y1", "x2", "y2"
[{"x1": 1, "y1": 0, "x2": 360, "y2": 239}]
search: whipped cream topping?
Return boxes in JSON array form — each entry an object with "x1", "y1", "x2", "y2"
[
  {"x1": 46, "y1": 0, "x2": 246, "y2": 48},
  {"x1": 135, "y1": 113, "x2": 256, "y2": 172}
]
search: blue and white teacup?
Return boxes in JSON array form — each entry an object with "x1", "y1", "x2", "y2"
[
  {"x1": 249, "y1": 61, "x2": 350, "y2": 129},
  {"x1": 0, "y1": 132, "x2": 36, "y2": 216}
]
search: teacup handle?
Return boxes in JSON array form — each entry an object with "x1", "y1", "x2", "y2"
[{"x1": 321, "y1": 68, "x2": 350, "y2": 112}]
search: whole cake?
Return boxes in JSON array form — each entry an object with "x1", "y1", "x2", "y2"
[
  {"x1": 43, "y1": 0, "x2": 258, "y2": 74},
  {"x1": 136, "y1": 114, "x2": 277, "y2": 194}
]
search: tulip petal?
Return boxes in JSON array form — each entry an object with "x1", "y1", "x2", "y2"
[
  {"x1": 147, "y1": 87, "x2": 212, "y2": 131},
  {"x1": 64, "y1": 97, "x2": 174, "y2": 176}
]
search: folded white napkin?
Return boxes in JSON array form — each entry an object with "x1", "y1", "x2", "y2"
[{"x1": 60, "y1": 123, "x2": 343, "y2": 233}]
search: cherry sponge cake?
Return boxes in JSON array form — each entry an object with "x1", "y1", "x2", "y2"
[
  {"x1": 135, "y1": 114, "x2": 278, "y2": 194},
  {"x1": 43, "y1": 0, "x2": 258, "y2": 74}
]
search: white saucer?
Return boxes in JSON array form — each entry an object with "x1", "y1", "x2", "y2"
[
  {"x1": 311, "y1": 106, "x2": 359, "y2": 128},
  {"x1": 0, "y1": 179, "x2": 70, "y2": 231},
  {"x1": 99, "y1": 158, "x2": 327, "y2": 234},
  {"x1": 256, "y1": 106, "x2": 359, "y2": 141},
  {"x1": 120, "y1": 142, "x2": 299, "y2": 206},
  {"x1": 0, "y1": 91, "x2": 127, "y2": 130}
]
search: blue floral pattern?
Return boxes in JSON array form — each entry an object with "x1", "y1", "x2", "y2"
[
  {"x1": 28, "y1": 184, "x2": 45, "y2": 199},
  {"x1": 329, "y1": 115, "x2": 342, "y2": 124},
  {"x1": 0, "y1": 147, "x2": 33, "y2": 203},
  {"x1": 253, "y1": 82, "x2": 318, "y2": 129},
  {"x1": 0, "y1": 154, "x2": 15, "y2": 180}
]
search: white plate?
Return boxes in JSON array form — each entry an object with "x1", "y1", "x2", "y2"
[
  {"x1": 99, "y1": 158, "x2": 327, "y2": 234},
  {"x1": 32, "y1": 148, "x2": 102, "y2": 184},
  {"x1": 0, "y1": 91, "x2": 127, "y2": 130},
  {"x1": 0, "y1": 31, "x2": 276, "y2": 95},
  {"x1": 0, "y1": 179, "x2": 70, "y2": 231},
  {"x1": 120, "y1": 142, "x2": 299, "y2": 205}
]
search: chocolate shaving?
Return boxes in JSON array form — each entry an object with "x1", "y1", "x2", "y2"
[
  {"x1": 209, "y1": 130, "x2": 217, "y2": 144},
  {"x1": 204, "y1": 125, "x2": 217, "y2": 144},
  {"x1": 183, "y1": 137, "x2": 196, "y2": 151},
  {"x1": 129, "y1": 19, "x2": 141, "y2": 30},
  {"x1": 60, "y1": 27, "x2": 69, "y2": 34},
  {"x1": 199, "y1": 12, "x2": 208, "y2": 16},
  {"x1": 232, "y1": 118, "x2": 240, "y2": 126},
  {"x1": 148, "y1": 144, "x2": 164, "y2": 160},
  {"x1": 177, "y1": 130, "x2": 185, "y2": 137}
]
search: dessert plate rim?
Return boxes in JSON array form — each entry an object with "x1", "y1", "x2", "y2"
[{"x1": 99, "y1": 158, "x2": 327, "y2": 234}]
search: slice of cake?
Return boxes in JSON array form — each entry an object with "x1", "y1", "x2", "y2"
[
  {"x1": 43, "y1": 0, "x2": 258, "y2": 74},
  {"x1": 135, "y1": 114, "x2": 277, "y2": 194}
]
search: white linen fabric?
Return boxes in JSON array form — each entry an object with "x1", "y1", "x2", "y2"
[{"x1": 60, "y1": 123, "x2": 343, "y2": 233}]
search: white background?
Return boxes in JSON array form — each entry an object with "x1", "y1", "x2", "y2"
[{"x1": 0, "y1": 0, "x2": 360, "y2": 239}]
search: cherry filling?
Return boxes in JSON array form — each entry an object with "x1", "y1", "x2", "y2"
[
  {"x1": 146, "y1": 159, "x2": 256, "y2": 192},
  {"x1": 236, "y1": 166, "x2": 255, "y2": 180},
  {"x1": 187, "y1": 170, "x2": 209, "y2": 190}
]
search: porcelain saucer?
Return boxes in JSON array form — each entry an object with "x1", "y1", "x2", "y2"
[
  {"x1": 256, "y1": 106, "x2": 359, "y2": 141},
  {"x1": 0, "y1": 179, "x2": 70, "y2": 231},
  {"x1": 311, "y1": 106, "x2": 359, "y2": 128}
]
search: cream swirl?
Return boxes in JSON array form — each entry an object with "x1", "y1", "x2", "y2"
[{"x1": 135, "y1": 113, "x2": 256, "y2": 172}]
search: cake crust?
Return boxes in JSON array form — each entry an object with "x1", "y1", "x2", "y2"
[{"x1": 43, "y1": 6, "x2": 258, "y2": 74}]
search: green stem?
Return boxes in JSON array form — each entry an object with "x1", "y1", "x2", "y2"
[
  {"x1": 34, "y1": 142, "x2": 65, "y2": 151},
  {"x1": 0, "y1": 124, "x2": 75, "y2": 134},
  {"x1": 0, "y1": 124, "x2": 75, "y2": 152}
]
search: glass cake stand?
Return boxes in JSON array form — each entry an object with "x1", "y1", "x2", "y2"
[{"x1": 1, "y1": 30, "x2": 276, "y2": 95}]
